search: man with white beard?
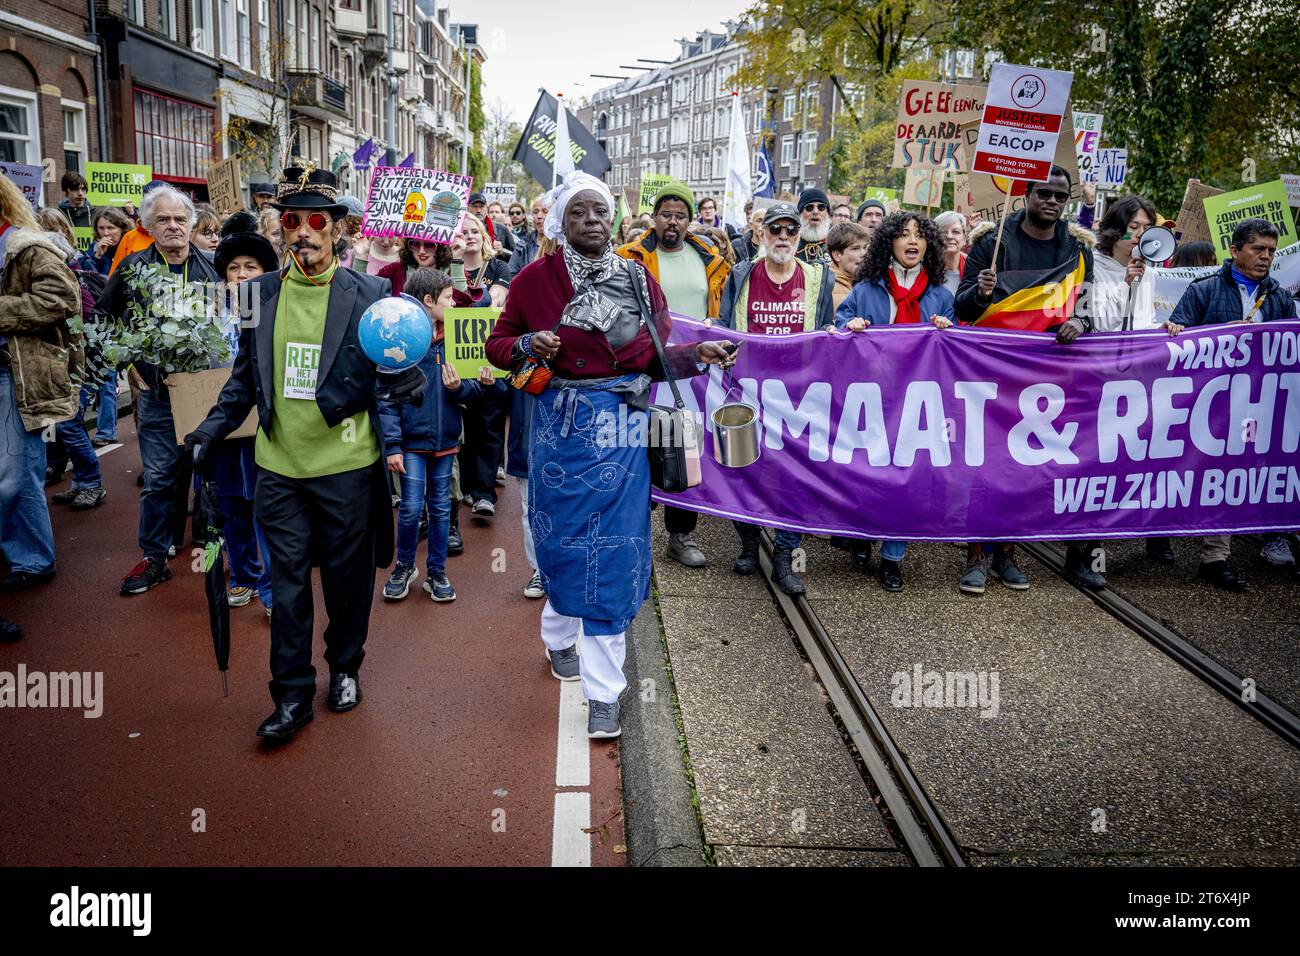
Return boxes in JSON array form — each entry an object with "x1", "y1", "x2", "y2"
[
  {"x1": 717, "y1": 202, "x2": 835, "y2": 596},
  {"x1": 796, "y1": 188, "x2": 833, "y2": 266}
]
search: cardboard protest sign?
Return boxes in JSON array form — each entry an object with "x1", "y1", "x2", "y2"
[
  {"x1": 973, "y1": 64, "x2": 1073, "y2": 181},
  {"x1": 892, "y1": 81, "x2": 985, "y2": 171},
  {"x1": 360, "y1": 166, "x2": 473, "y2": 244},
  {"x1": 1174, "y1": 180, "x2": 1223, "y2": 243},
  {"x1": 0, "y1": 162, "x2": 42, "y2": 210},
  {"x1": 1097, "y1": 148, "x2": 1127, "y2": 190},
  {"x1": 165, "y1": 369, "x2": 256, "y2": 443},
  {"x1": 952, "y1": 174, "x2": 975, "y2": 218},
  {"x1": 638, "y1": 174, "x2": 674, "y2": 215},
  {"x1": 963, "y1": 111, "x2": 1081, "y2": 223},
  {"x1": 86, "y1": 162, "x2": 151, "y2": 206},
  {"x1": 1282, "y1": 174, "x2": 1300, "y2": 208},
  {"x1": 483, "y1": 182, "x2": 517, "y2": 208},
  {"x1": 443, "y1": 307, "x2": 508, "y2": 381},
  {"x1": 1073, "y1": 112, "x2": 1103, "y2": 183},
  {"x1": 207, "y1": 156, "x2": 244, "y2": 215},
  {"x1": 1202, "y1": 180, "x2": 1297, "y2": 254},
  {"x1": 903, "y1": 167, "x2": 944, "y2": 207}
]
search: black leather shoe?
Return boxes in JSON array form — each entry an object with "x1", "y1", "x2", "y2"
[
  {"x1": 447, "y1": 508, "x2": 464, "y2": 557},
  {"x1": 852, "y1": 542, "x2": 873, "y2": 572},
  {"x1": 771, "y1": 547, "x2": 806, "y2": 596},
  {"x1": 0, "y1": 569, "x2": 55, "y2": 592},
  {"x1": 256, "y1": 701, "x2": 314, "y2": 740},
  {"x1": 1197, "y1": 560, "x2": 1247, "y2": 592},
  {"x1": 1145, "y1": 537, "x2": 1176, "y2": 565},
  {"x1": 733, "y1": 527, "x2": 761, "y2": 575},
  {"x1": 879, "y1": 559, "x2": 904, "y2": 592},
  {"x1": 0, "y1": 617, "x2": 22, "y2": 642},
  {"x1": 328, "y1": 673, "x2": 362, "y2": 712},
  {"x1": 1064, "y1": 546, "x2": 1107, "y2": 590}
]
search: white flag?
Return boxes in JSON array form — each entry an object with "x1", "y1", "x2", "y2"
[
  {"x1": 722, "y1": 92, "x2": 752, "y2": 231},
  {"x1": 553, "y1": 93, "x2": 576, "y2": 187}
]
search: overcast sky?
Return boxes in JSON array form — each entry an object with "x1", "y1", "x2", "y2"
[{"x1": 468, "y1": 0, "x2": 751, "y2": 122}]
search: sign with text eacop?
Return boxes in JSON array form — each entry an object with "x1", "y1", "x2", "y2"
[
  {"x1": 443, "y1": 307, "x2": 508, "y2": 381},
  {"x1": 1202, "y1": 180, "x2": 1297, "y2": 254},
  {"x1": 972, "y1": 64, "x2": 1073, "y2": 182},
  {"x1": 86, "y1": 162, "x2": 151, "y2": 206},
  {"x1": 361, "y1": 165, "x2": 473, "y2": 244}
]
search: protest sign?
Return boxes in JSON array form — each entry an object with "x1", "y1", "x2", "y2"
[
  {"x1": 1202, "y1": 180, "x2": 1297, "y2": 254},
  {"x1": 1151, "y1": 242, "x2": 1300, "y2": 324},
  {"x1": 652, "y1": 316, "x2": 1300, "y2": 542},
  {"x1": 892, "y1": 81, "x2": 986, "y2": 171},
  {"x1": 1097, "y1": 148, "x2": 1128, "y2": 190},
  {"x1": 86, "y1": 162, "x2": 151, "y2": 206},
  {"x1": 903, "y1": 167, "x2": 944, "y2": 207},
  {"x1": 0, "y1": 162, "x2": 42, "y2": 210},
  {"x1": 1281, "y1": 174, "x2": 1300, "y2": 208},
  {"x1": 964, "y1": 111, "x2": 1082, "y2": 222},
  {"x1": 1174, "y1": 179, "x2": 1223, "y2": 243},
  {"x1": 512, "y1": 90, "x2": 611, "y2": 187},
  {"x1": 862, "y1": 187, "x2": 899, "y2": 205},
  {"x1": 443, "y1": 307, "x2": 508, "y2": 381},
  {"x1": 952, "y1": 174, "x2": 974, "y2": 217},
  {"x1": 483, "y1": 182, "x2": 517, "y2": 208},
  {"x1": 973, "y1": 64, "x2": 1073, "y2": 181},
  {"x1": 360, "y1": 165, "x2": 473, "y2": 244},
  {"x1": 207, "y1": 156, "x2": 244, "y2": 215},
  {"x1": 73, "y1": 227, "x2": 94, "y2": 256},
  {"x1": 1073, "y1": 112, "x2": 1103, "y2": 183},
  {"x1": 638, "y1": 173, "x2": 674, "y2": 215},
  {"x1": 165, "y1": 369, "x2": 256, "y2": 443}
]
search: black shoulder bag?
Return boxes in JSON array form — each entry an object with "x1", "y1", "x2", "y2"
[{"x1": 642, "y1": 314, "x2": 701, "y2": 493}]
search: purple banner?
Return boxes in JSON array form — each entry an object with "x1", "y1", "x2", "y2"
[{"x1": 651, "y1": 317, "x2": 1300, "y2": 541}]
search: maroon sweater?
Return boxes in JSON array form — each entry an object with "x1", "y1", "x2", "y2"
[{"x1": 485, "y1": 249, "x2": 700, "y2": 381}]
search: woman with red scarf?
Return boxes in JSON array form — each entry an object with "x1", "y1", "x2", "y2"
[{"x1": 832, "y1": 211, "x2": 955, "y2": 593}]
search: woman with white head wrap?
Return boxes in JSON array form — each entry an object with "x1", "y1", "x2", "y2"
[{"x1": 486, "y1": 174, "x2": 735, "y2": 739}]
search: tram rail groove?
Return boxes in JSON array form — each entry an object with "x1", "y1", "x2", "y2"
[
  {"x1": 756, "y1": 531, "x2": 965, "y2": 867},
  {"x1": 1020, "y1": 541, "x2": 1300, "y2": 751}
]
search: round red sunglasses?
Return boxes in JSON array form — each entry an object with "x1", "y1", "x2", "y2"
[{"x1": 280, "y1": 210, "x2": 332, "y2": 231}]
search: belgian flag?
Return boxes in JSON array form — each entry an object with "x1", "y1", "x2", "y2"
[{"x1": 973, "y1": 253, "x2": 1087, "y2": 331}]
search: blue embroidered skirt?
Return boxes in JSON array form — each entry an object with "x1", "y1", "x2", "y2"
[{"x1": 528, "y1": 376, "x2": 651, "y2": 636}]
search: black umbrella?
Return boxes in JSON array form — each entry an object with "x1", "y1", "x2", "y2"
[{"x1": 195, "y1": 452, "x2": 231, "y2": 696}]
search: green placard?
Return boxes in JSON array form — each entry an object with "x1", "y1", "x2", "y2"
[
  {"x1": 638, "y1": 174, "x2": 674, "y2": 215},
  {"x1": 73, "y1": 226, "x2": 95, "y2": 255},
  {"x1": 862, "y1": 187, "x2": 899, "y2": 204},
  {"x1": 86, "y1": 162, "x2": 151, "y2": 206},
  {"x1": 1202, "y1": 180, "x2": 1297, "y2": 256},
  {"x1": 443, "y1": 307, "x2": 508, "y2": 381}
]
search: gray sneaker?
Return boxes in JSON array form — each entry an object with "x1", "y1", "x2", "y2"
[
  {"x1": 383, "y1": 562, "x2": 419, "y2": 601},
  {"x1": 548, "y1": 645, "x2": 580, "y2": 681},
  {"x1": 666, "y1": 532, "x2": 706, "y2": 568},
  {"x1": 588, "y1": 699, "x2": 621, "y2": 739},
  {"x1": 959, "y1": 554, "x2": 988, "y2": 595}
]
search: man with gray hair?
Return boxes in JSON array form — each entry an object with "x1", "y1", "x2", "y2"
[{"x1": 94, "y1": 183, "x2": 221, "y2": 595}]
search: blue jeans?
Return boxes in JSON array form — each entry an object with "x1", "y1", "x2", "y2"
[
  {"x1": 136, "y1": 390, "x2": 184, "y2": 561},
  {"x1": 395, "y1": 451, "x2": 454, "y2": 575},
  {"x1": 881, "y1": 541, "x2": 908, "y2": 562},
  {"x1": 53, "y1": 385, "x2": 102, "y2": 489},
  {"x1": 0, "y1": 365, "x2": 55, "y2": 574},
  {"x1": 774, "y1": 529, "x2": 802, "y2": 551},
  {"x1": 220, "y1": 494, "x2": 272, "y2": 607},
  {"x1": 96, "y1": 373, "x2": 118, "y2": 440}
]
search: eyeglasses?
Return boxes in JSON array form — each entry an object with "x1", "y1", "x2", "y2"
[
  {"x1": 766, "y1": 223, "x2": 799, "y2": 237},
  {"x1": 1032, "y1": 188, "x2": 1071, "y2": 203},
  {"x1": 407, "y1": 239, "x2": 435, "y2": 251},
  {"x1": 280, "y1": 210, "x2": 331, "y2": 231},
  {"x1": 803, "y1": 203, "x2": 828, "y2": 213}
]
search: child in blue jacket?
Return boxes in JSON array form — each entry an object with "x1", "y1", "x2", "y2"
[{"x1": 379, "y1": 268, "x2": 483, "y2": 602}]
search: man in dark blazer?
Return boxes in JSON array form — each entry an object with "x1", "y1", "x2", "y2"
[{"x1": 186, "y1": 166, "x2": 425, "y2": 741}]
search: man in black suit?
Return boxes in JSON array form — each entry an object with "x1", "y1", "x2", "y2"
[{"x1": 186, "y1": 166, "x2": 425, "y2": 741}]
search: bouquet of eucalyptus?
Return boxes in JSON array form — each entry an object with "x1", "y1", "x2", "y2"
[{"x1": 70, "y1": 260, "x2": 232, "y2": 383}]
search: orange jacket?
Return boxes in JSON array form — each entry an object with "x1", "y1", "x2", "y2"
[
  {"x1": 616, "y1": 229, "x2": 730, "y2": 319},
  {"x1": 109, "y1": 227, "x2": 154, "y2": 275}
]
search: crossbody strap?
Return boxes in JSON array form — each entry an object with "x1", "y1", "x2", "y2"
[{"x1": 642, "y1": 305, "x2": 686, "y2": 410}]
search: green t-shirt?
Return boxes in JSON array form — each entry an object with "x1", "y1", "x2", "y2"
[
  {"x1": 655, "y1": 244, "x2": 710, "y2": 320},
  {"x1": 254, "y1": 258, "x2": 380, "y2": 478}
]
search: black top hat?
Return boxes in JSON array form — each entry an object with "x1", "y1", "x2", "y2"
[
  {"x1": 215, "y1": 212, "x2": 280, "y2": 276},
  {"x1": 270, "y1": 165, "x2": 348, "y2": 218}
]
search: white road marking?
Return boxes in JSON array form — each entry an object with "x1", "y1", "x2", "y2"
[
  {"x1": 555, "y1": 680, "x2": 590, "y2": 788},
  {"x1": 551, "y1": 792, "x2": 592, "y2": 867},
  {"x1": 93, "y1": 442, "x2": 122, "y2": 457}
]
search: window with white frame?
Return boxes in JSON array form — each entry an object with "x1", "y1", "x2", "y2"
[
  {"x1": 237, "y1": 0, "x2": 251, "y2": 68},
  {"x1": 219, "y1": 0, "x2": 236, "y2": 61},
  {"x1": 159, "y1": 0, "x2": 178, "y2": 40},
  {"x1": 257, "y1": 0, "x2": 270, "y2": 77},
  {"x1": 126, "y1": 0, "x2": 146, "y2": 26},
  {"x1": 780, "y1": 134, "x2": 794, "y2": 167},
  {"x1": 805, "y1": 82, "x2": 819, "y2": 114},
  {"x1": 191, "y1": 1, "x2": 213, "y2": 54},
  {"x1": 782, "y1": 91, "x2": 795, "y2": 120},
  {"x1": 802, "y1": 132, "x2": 817, "y2": 163},
  {"x1": 61, "y1": 101, "x2": 86, "y2": 173},
  {"x1": 0, "y1": 88, "x2": 40, "y2": 165},
  {"x1": 310, "y1": 8, "x2": 321, "y2": 70},
  {"x1": 713, "y1": 147, "x2": 723, "y2": 179},
  {"x1": 297, "y1": 1, "x2": 309, "y2": 68}
]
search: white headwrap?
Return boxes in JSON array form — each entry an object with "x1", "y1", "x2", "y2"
[{"x1": 541, "y1": 172, "x2": 615, "y2": 243}]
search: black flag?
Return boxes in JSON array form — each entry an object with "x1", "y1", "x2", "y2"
[{"x1": 512, "y1": 90, "x2": 611, "y2": 187}]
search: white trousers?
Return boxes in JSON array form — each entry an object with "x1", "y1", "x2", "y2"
[
  {"x1": 517, "y1": 476, "x2": 537, "y2": 571},
  {"x1": 540, "y1": 600, "x2": 627, "y2": 704}
]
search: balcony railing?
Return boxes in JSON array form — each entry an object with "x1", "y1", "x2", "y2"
[{"x1": 286, "y1": 69, "x2": 349, "y2": 120}]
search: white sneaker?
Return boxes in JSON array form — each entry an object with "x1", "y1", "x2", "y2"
[
  {"x1": 472, "y1": 499, "x2": 495, "y2": 517},
  {"x1": 1260, "y1": 538, "x2": 1295, "y2": 566}
]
